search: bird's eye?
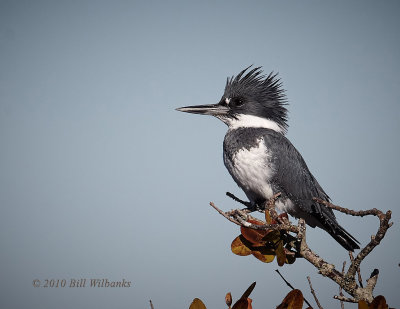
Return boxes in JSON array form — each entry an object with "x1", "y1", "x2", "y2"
[{"x1": 231, "y1": 97, "x2": 244, "y2": 107}]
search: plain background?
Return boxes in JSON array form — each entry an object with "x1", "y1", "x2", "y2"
[{"x1": 1, "y1": 1, "x2": 399, "y2": 308}]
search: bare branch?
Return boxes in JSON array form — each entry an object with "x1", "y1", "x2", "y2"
[
  {"x1": 209, "y1": 202, "x2": 242, "y2": 226},
  {"x1": 209, "y1": 202, "x2": 299, "y2": 233},
  {"x1": 349, "y1": 252, "x2": 363, "y2": 288},
  {"x1": 333, "y1": 295, "x2": 357, "y2": 303},
  {"x1": 307, "y1": 276, "x2": 323, "y2": 309},
  {"x1": 313, "y1": 198, "x2": 393, "y2": 302},
  {"x1": 296, "y1": 219, "x2": 344, "y2": 286},
  {"x1": 346, "y1": 210, "x2": 391, "y2": 282},
  {"x1": 361, "y1": 270, "x2": 379, "y2": 301},
  {"x1": 210, "y1": 195, "x2": 393, "y2": 303},
  {"x1": 312, "y1": 198, "x2": 383, "y2": 218},
  {"x1": 275, "y1": 269, "x2": 313, "y2": 308},
  {"x1": 149, "y1": 300, "x2": 154, "y2": 309}
]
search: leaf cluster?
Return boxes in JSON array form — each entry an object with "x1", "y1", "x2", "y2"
[
  {"x1": 358, "y1": 295, "x2": 388, "y2": 309},
  {"x1": 231, "y1": 212, "x2": 297, "y2": 266},
  {"x1": 188, "y1": 282, "x2": 390, "y2": 309},
  {"x1": 189, "y1": 282, "x2": 305, "y2": 309}
]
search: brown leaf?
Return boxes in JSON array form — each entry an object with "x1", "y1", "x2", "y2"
[
  {"x1": 189, "y1": 298, "x2": 207, "y2": 309},
  {"x1": 252, "y1": 246, "x2": 276, "y2": 262},
  {"x1": 262, "y1": 230, "x2": 281, "y2": 243},
  {"x1": 240, "y1": 227, "x2": 266, "y2": 246},
  {"x1": 358, "y1": 300, "x2": 369, "y2": 309},
  {"x1": 240, "y1": 282, "x2": 256, "y2": 300},
  {"x1": 240, "y1": 220, "x2": 268, "y2": 245},
  {"x1": 231, "y1": 299, "x2": 248, "y2": 309},
  {"x1": 225, "y1": 292, "x2": 232, "y2": 307},
  {"x1": 231, "y1": 235, "x2": 252, "y2": 256},
  {"x1": 276, "y1": 241, "x2": 286, "y2": 267},
  {"x1": 277, "y1": 289, "x2": 304, "y2": 309},
  {"x1": 369, "y1": 295, "x2": 388, "y2": 309}
]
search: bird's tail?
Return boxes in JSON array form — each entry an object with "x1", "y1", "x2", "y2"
[
  {"x1": 314, "y1": 208, "x2": 360, "y2": 251},
  {"x1": 327, "y1": 222, "x2": 360, "y2": 251}
]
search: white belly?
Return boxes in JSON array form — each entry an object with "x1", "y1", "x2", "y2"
[
  {"x1": 227, "y1": 138, "x2": 295, "y2": 214},
  {"x1": 230, "y1": 139, "x2": 274, "y2": 201}
]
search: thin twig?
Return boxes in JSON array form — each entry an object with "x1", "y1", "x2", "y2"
[
  {"x1": 339, "y1": 261, "x2": 346, "y2": 309},
  {"x1": 226, "y1": 192, "x2": 252, "y2": 208},
  {"x1": 209, "y1": 202, "x2": 242, "y2": 226},
  {"x1": 149, "y1": 300, "x2": 154, "y2": 309},
  {"x1": 333, "y1": 295, "x2": 357, "y2": 303},
  {"x1": 312, "y1": 198, "x2": 382, "y2": 218},
  {"x1": 225, "y1": 208, "x2": 252, "y2": 216},
  {"x1": 275, "y1": 269, "x2": 296, "y2": 290},
  {"x1": 210, "y1": 202, "x2": 299, "y2": 233},
  {"x1": 307, "y1": 276, "x2": 323, "y2": 309},
  {"x1": 275, "y1": 270, "x2": 313, "y2": 308}
]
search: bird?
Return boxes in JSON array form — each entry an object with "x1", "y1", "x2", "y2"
[{"x1": 176, "y1": 66, "x2": 360, "y2": 251}]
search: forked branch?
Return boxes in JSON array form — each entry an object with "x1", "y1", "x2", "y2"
[{"x1": 210, "y1": 194, "x2": 393, "y2": 304}]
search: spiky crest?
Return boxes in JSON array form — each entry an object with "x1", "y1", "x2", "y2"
[{"x1": 223, "y1": 66, "x2": 288, "y2": 132}]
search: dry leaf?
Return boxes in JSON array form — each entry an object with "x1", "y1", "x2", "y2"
[
  {"x1": 276, "y1": 241, "x2": 286, "y2": 267},
  {"x1": 358, "y1": 300, "x2": 369, "y2": 309},
  {"x1": 232, "y1": 282, "x2": 256, "y2": 309},
  {"x1": 277, "y1": 289, "x2": 304, "y2": 309},
  {"x1": 262, "y1": 230, "x2": 281, "y2": 243},
  {"x1": 231, "y1": 235, "x2": 252, "y2": 256},
  {"x1": 370, "y1": 295, "x2": 388, "y2": 309},
  {"x1": 189, "y1": 298, "x2": 207, "y2": 309},
  {"x1": 358, "y1": 295, "x2": 388, "y2": 309},
  {"x1": 251, "y1": 248, "x2": 275, "y2": 263},
  {"x1": 240, "y1": 282, "x2": 256, "y2": 300},
  {"x1": 240, "y1": 220, "x2": 268, "y2": 246},
  {"x1": 232, "y1": 299, "x2": 248, "y2": 309},
  {"x1": 225, "y1": 292, "x2": 232, "y2": 307}
]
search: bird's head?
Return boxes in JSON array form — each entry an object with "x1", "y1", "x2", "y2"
[{"x1": 176, "y1": 66, "x2": 288, "y2": 134}]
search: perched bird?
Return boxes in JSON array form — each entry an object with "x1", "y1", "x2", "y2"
[{"x1": 176, "y1": 66, "x2": 359, "y2": 251}]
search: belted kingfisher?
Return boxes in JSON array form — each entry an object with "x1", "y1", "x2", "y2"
[{"x1": 176, "y1": 66, "x2": 359, "y2": 251}]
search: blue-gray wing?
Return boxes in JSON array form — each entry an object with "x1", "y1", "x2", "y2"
[
  {"x1": 261, "y1": 129, "x2": 359, "y2": 250},
  {"x1": 262, "y1": 130, "x2": 334, "y2": 219}
]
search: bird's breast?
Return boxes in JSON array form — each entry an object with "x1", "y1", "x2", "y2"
[{"x1": 224, "y1": 138, "x2": 275, "y2": 202}]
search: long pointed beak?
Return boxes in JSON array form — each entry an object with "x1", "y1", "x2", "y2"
[{"x1": 175, "y1": 103, "x2": 229, "y2": 116}]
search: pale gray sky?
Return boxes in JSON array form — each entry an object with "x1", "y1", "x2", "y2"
[{"x1": 1, "y1": 1, "x2": 399, "y2": 308}]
